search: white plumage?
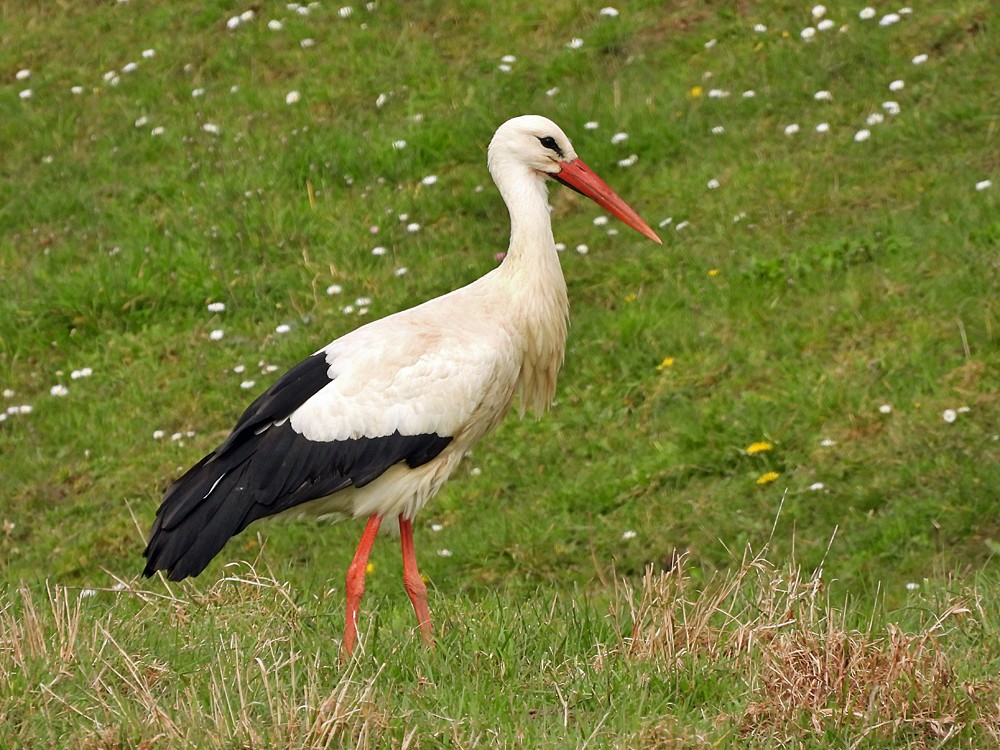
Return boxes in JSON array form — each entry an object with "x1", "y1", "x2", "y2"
[{"x1": 144, "y1": 114, "x2": 660, "y2": 655}]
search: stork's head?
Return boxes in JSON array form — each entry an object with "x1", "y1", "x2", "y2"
[{"x1": 487, "y1": 115, "x2": 661, "y2": 244}]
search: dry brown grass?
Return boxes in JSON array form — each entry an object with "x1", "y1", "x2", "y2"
[{"x1": 610, "y1": 551, "x2": 1000, "y2": 747}]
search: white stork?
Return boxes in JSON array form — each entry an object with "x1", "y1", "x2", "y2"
[{"x1": 143, "y1": 115, "x2": 661, "y2": 655}]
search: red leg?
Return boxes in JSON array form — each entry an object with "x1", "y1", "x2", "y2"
[
  {"x1": 399, "y1": 515, "x2": 434, "y2": 648},
  {"x1": 342, "y1": 514, "x2": 382, "y2": 657}
]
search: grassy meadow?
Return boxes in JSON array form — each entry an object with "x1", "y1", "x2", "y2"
[{"x1": 2, "y1": 0, "x2": 1000, "y2": 746}]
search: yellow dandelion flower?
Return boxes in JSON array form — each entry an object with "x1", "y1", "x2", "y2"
[
  {"x1": 782, "y1": 30, "x2": 790, "y2": 38},
  {"x1": 624, "y1": 293, "x2": 637, "y2": 302},
  {"x1": 688, "y1": 86, "x2": 703, "y2": 98},
  {"x1": 656, "y1": 356, "x2": 675, "y2": 370},
  {"x1": 365, "y1": 563, "x2": 375, "y2": 573},
  {"x1": 757, "y1": 471, "x2": 780, "y2": 484},
  {"x1": 708, "y1": 269, "x2": 720, "y2": 276},
  {"x1": 746, "y1": 441, "x2": 772, "y2": 454}
]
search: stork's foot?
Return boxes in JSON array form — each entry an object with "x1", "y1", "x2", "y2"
[{"x1": 342, "y1": 515, "x2": 382, "y2": 658}]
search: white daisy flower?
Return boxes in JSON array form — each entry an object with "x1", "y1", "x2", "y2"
[
  {"x1": 818, "y1": 19, "x2": 834, "y2": 31},
  {"x1": 942, "y1": 409, "x2": 957, "y2": 423},
  {"x1": 866, "y1": 112, "x2": 884, "y2": 125},
  {"x1": 326, "y1": 284, "x2": 343, "y2": 295},
  {"x1": 617, "y1": 154, "x2": 637, "y2": 167},
  {"x1": 300, "y1": 38, "x2": 315, "y2": 48},
  {"x1": 899, "y1": 7, "x2": 913, "y2": 14},
  {"x1": 406, "y1": 223, "x2": 420, "y2": 233},
  {"x1": 203, "y1": 123, "x2": 220, "y2": 134},
  {"x1": 975, "y1": 180, "x2": 992, "y2": 191},
  {"x1": 584, "y1": 121, "x2": 599, "y2": 130},
  {"x1": 338, "y1": 6, "x2": 353, "y2": 17},
  {"x1": 593, "y1": 216, "x2": 608, "y2": 225},
  {"x1": 610, "y1": 132, "x2": 628, "y2": 144},
  {"x1": 879, "y1": 13, "x2": 900, "y2": 26},
  {"x1": 191, "y1": 88, "x2": 205, "y2": 98},
  {"x1": 375, "y1": 92, "x2": 388, "y2": 107},
  {"x1": 704, "y1": 38, "x2": 717, "y2": 49},
  {"x1": 285, "y1": 90, "x2": 301, "y2": 104},
  {"x1": 815, "y1": 122, "x2": 830, "y2": 133},
  {"x1": 233, "y1": 365, "x2": 246, "y2": 373},
  {"x1": 103, "y1": 70, "x2": 117, "y2": 82},
  {"x1": 707, "y1": 178, "x2": 720, "y2": 189},
  {"x1": 753, "y1": 23, "x2": 767, "y2": 32},
  {"x1": 906, "y1": 582, "x2": 919, "y2": 590},
  {"x1": 675, "y1": 220, "x2": 689, "y2": 230},
  {"x1": 599, "y1": 7, "x2": 619, "y2": 17},
  {"x1": 135, "y1": 116, "x2": 149, "y2": 127},
  {"x1": 207, "y1": 302, "x2": 226, "y2": 312},
  {"x1": 372, "y1": 246, "x2": 387, "y2": 256},
  {"x1": 711, "y1": 126, "x2": 725, "y2": 134},
  {"x1": 859, "y1": 7, "x2": 876, "y2": 19},
  {"x1": 240, "y1": 380, "x2": 256, "y2": 389},
  {"x1": 882, "y1": 101, "x2": 901, "y2": 115},
  {"x1": 268, "y1": 19, "x2": 283, "y2": 30},
  {"x1": 437, "y1": 549, "x2": 453, "y2": 557},
  {"x1": 814, "y1": 90, "x2": 833, "y2": 101},
  {"x1": 498, "y1": 64, "x2": 512, "y2": 73},
  {"x1": 742, "y1": 90, "x2": 755, "y2": 98},
  {"x1": 811, "y1": 5, "x2": 826, "y2": 18},
  {"x1": 501, "y1": 55, "x2": 516, "y2": 63},
  {"x1": 71, "y1": 86, "x2": 84, "y2": 95},
  {"x1": 854, "y1": 129, "x2": 871, "y2": 142},
  {"x1": 889, "y1": 79, "x2": 905, "y2": 91},
  {"x1": 16, "y1": 69, "x2": 31, "y2": 80},
  {"x1": 575, "y1": 244, "x2": 589, "y2": 254},
  {"x1": 395, "y1": 267, "x2": 407, "y2": 276},
  {"x1": 912, "y1": 53, "x2": 928, "y2": 64},
  {"x1": 142, "y1": 49, "x2": 156, "y2": 58},
  {"x1": 784, "y1": 123, "x2": 800, "y2": 135},
  {"x1": 209, "y1": 329, "x2": 224, "y2": 340},
  {"x1": 878, "y1": 403, "x2": 891, "y2": 413},
  {"x1": 546, "y1": 87, "x2": 559, "y2": 97},
  {"x1": 18, "y1": 89, "x2": 32, "y2": 100},
  {"x1": 567, "y1": 38, "x2": 584, "y2": 49},
  {"x1": 622, "y1": 530, "x2": 637, "y2": 540},
  {"x1": 800, "y1": 27, "x2": 816, "y2": 40},
  {"x1": 122, "y1": 62, "x2": 138, "y2": 73},
  {"x1": 421, "y1": 175, "x2": 438, "y2": 186},
  {"x1": 392, "y1": 140, "x2": 406, "y2": 149},
  {"x1": 151, "y1": 126, "x2": 165, "y2": 136},
  {"x1": 275, "y1": 324, "x2": 291, "y2": 334},
  {"x1": 50, "y1": 385, "x2": 69, "y2": 397},
  {"x1": 809, "y1": 482, "x2": 825, "y2": 491},
  {"x1": 226, "y1": 16, "x2": 242, "y2": 29},
  {"x1": 153, "y1": 430, "x2": 165, "y2": 439}
]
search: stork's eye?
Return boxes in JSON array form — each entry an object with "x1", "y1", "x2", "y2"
[{"x1": 537, "y1": 135, "x2": 563, "y2": 156}]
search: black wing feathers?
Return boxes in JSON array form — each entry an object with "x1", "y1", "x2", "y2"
[{"x1": 143, "y1": 351, "x2": 452, "y2": 581}]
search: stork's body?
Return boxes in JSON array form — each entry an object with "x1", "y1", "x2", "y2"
[{"x1": 143, "y1": 115, "x2": 660, "y2": 654}]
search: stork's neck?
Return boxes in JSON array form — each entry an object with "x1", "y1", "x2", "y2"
[{"x1": 493, "y1": 164, "x2": 562, "y2": 279}]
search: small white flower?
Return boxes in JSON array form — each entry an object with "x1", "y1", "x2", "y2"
[
  {"x1": 899, "y1": 7, "x2": 913, "y2": 14},
  {"x1": 16, "y1": 69, "x2": 31, "y2": 81},
  {"x1": 957, "y1": 406, "x2": 970, "y2": 413},
  {"x1": 2, "y1": 389, "x2": 13, "y2": 398},
  {"x1": 809, "y1": 482, "x2": 825, "y2": 491},
  {"x1": 275, "y1": 324, "x2": 291, "y2": 334},
  {"x1": 207, "y1": 302, "x2": 226, "y2": 312},
  {"x1": 575, "y1": 244, "x2": 589, "y2": 255},
  {"x1": 327, "y1": 284, "x2": 343, "y2": 295},
  {"x1": 859, "y1": 7, "x2": 875, "y2": 19},
  {"x1": 800, "y1": 27, "x2": 816, "y2": 40},
  {"x1": 704, "y1": 38, "x2": 717, "y2": 49},
  {"x1": 109, "y1": 76, "x2": 120, "y2": 86},
  {"x1": 707, "y1": 88, "x2": 729, "y2": 98},
  {"x1": 355, "y1": 297, "x2": 372, "y2": 306},
  {"x1": 889, "y1": 79, "x2": 905, "y2": 91},
  {"x1": 421, "y1": 175, "x2": 438, "y2": 186},
  {"x1": 882, "y1": 101, "x2": 901, "y2": 115},
  {"x1": 71, "y1": 86, "x2": 84, "y2": 95},
  {"x1": 878, "y1": 403, "x2": 891, "y2": 414},
  {"x1": 300, "y1": 38, "x2": 315, "y2": 48},
  {"x1": 398, "y1": 213, "x2": 409, "y2": 221},
  {"x1": 675, "y1": 220, "x2": 689, "y2": 230},
  {"x1": 606, "y1": 228, "x2": 618, "y2": 236},
  {"x1": 820, "y1": 438, "x2": 836, "y2": 446},
  {"x1": 285, "y1": 90, "x2": 300, "y2": 104},
  {"x1": 203, "y1": 123, "x2": 220, "y2": 134},
  {"x1": 711, "y1": 126, "x2": 725, "y2": 134},
  {"x1": 209, "y1": 329, "x2": 224, "y2": 341},
  {"x1": 912, "y1": 53, "x2": 928, "y2": 64},
  {"x1": 265, "y1": 364, "x2": 279, "y2": 373},
  {"x1": 171, "y1": 432, "x2": 183, "y2": 441},
  {"x1": 854, "y1": 128, "x2": 871, "y2": 142},
  {"x1": 812, "y1": 5, "x2": 826, "y2": 18},
  {"x1": 18, "y1": 89, "x2": 32, "y2": 100},
  {"x1": 142, "y1": 49, "x2": 156, "y2": 58},
  {"x1": 975, "y1": 180, "x2": 992, "y2": 191},
  {"x1": 297, "y1": 5, "x2": 310, "y2": 14},
  {"x1": 753, "y1": 23, "x2": 767, "y2": 33},
  {"x1": 371, "y1": 246, "x2": 387, "y2": 256},
  {"x1": 233, "y1": 365, "x2": 246, "y2": 373},
  {"x1": 338, "y1": 6, "x2": 353, "y2": 18},
  {"x1": 81, "y1": 367, "x2": 92, "y2": 377},
  {"x1": 879, "y1": 13, "x2": 900, "y2": 26},
  {"x1": 593, "y1": 216, "x2": 608, "y2": 226},
  {"x1": 240, "y1": 380, "x2": 256, "y2": 389},
  {"x1": 122, "y1": 62, "x2": 138, "y2": 73},
  {"x1": 153, "y1": 430, "x2": 165, "y2": 439},
  {"x1": 470, "y1": 467, "x2": 482, "y2": 476},
  {"x1": 241, "y1": 9, "x2": 255, "y2": 21},
  {"x1": 942, "y1": 409, "x2": 957, "y2": 423},
  {"x1": 230, "y1": 85, "x2": 239, "y2": 93},
  {"x1": 135, "y1": 116, "x2": 149, "y2": 127},
  {"x1": 268, "y1": 19, "x2": 283, "y2": 30},
  {"x1": 742, "y1": 90, "x2": 755, "y2": 98},
  {"x1": 784, "y1": 123, "x2": 800, "y2": 135},
  {"x1": 80, "y1": 589, "x2": 97, "y2": 599},
  {"x1": 395, "y1": 267, "x2": 407, "y2": 276},
  {"x1": 815, "y1": 122, "x2": 830, "y2": 133},
  {"x1": 610, "y1": 132, "x2": 629, "y2": 144},
  {"x1": 658, "y1": 217, "x2": 673, "y2": 227},
  {"x1": 501, "y1": 55, "x2": 517, "y2": 63},
  {"x1": 707, "y1": 178, "x2": 720, "y2": 189},
  {"x1": 437, "y1": 549, "x2": 453, "y2": 557},
  {"x1": 227, "y1": 16, "x2": 242, "y2": 29},
  {"x1": 567, "y1": 37, "x2": 584, "y2": 49},
  {"x1": 554, "y1": 242, "x2": 566, "y2": 251},
  {"x1": 375, "y1": 93, "x2": 388, "y2": 108},
  {"x1": 617, "y1": 155, "x2": 637, "y2": 167},
  {"x1": 498, "y1": 64, "x2": 512, "y2": 73},
  {"x1": 392, "y1": 140, "x2": 406, "y2": 149},
  {"x1": 866, "y1": 112, "x2": 885, "y2": 125},
  {"x1": 151, "y1": 126, "x2": 165, "y2": 136},
  {"x1": 817, "y1": 19, "x2": 834, "y2": 31},
  {"x1": 814, "y1": 90, "x2": 833, "y2": 101},
  {"x1": 599, "y1": 7, "x2": 619, "y2": 17},
  {"x1": 192, "y1": 88, "x2": 205, "y2": 98},
  {"x1": 546, "y1": 87, "x2": 559, "y2": 97},
  {"x1": 406, "y1": 223, "x2": 420, "y2": 233},
  {"x1": 431, "y1": 523, "x2": 444, "y2": 532},
  {"x1": 103, "y1": 70, "x2": 117, "y2": 82},
  {"x1": 906, "y1": 582, "x2": 919, "y2": 591},
  {"x1": 50, "y1": 384, "x2": 69, "y2": 397}
]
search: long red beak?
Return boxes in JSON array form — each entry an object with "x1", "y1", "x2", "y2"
[{"x1": 550, "y1": 158, "x2": 662, "y2": 244}]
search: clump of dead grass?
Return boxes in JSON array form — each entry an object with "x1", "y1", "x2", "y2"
[{"x1": 611, "y1": 550, "x2": 1000, "y2": 746}]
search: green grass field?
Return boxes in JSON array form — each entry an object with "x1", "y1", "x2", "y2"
[{"x1": 2, "y1": 0, "x2": 1000, "y2": 746}]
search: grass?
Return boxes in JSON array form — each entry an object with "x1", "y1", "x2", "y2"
[{"x1": 2, "y1": 0, "x2": 1000, "y2": 745}]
